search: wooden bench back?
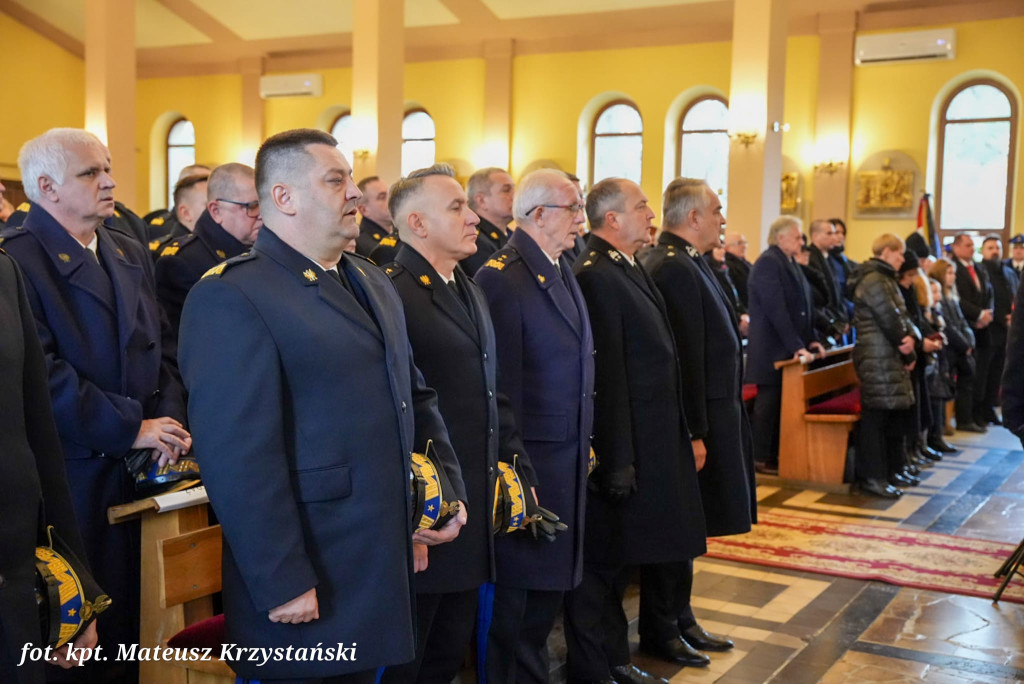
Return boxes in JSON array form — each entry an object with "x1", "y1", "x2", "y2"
[
  {"x1": 775, "y1": 345, "x2": 858, "y2": 412},
  {"x1": 802, "y1": 359, "x2": 858, "y2": 407},
  {"x1": 159, "y1": 524, "x2": 222, "y2": 609}
]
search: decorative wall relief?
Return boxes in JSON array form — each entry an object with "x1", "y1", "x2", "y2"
[
  {"x1": 780, "y1": 155, "x2": 804, "y2": 218},
  {"x1": 853, "y1": 151, "x2": 921, "y2": 219}
]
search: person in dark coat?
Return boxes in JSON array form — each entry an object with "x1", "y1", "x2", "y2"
[
  {"x1": 924, "y1": 277, "x2": 958, "y2": 453},
  {"x1": 722, "y1": 232, "x2": 752, "y2": 311},
  {"x1": 474, "y1": 169, "x2": 595, "y2": 684},
  {"x1": 929, "y1": 259, "x2": 977, "y2": 439},
  {"x1": 155, "y1": 163, "x2": 261, "y2": 336},
  {"x1": 146, "y1": 173, "x2": 210, "y2": 260},
  {"x1": 980, "y1": 236, "x2": 1019, "y2": 424},
  {"x1": 641, "y1": 178, "x2": 755, "y2": 662},
  {"x1": 368, "y1": 232, "x2": 404, "y2": 265},
  {"x1": 460, "y1": 167, "x2": 516, "y2": 276},
  {"x1": 746, "y1": 217, "x2": 823, "y2": 475},
  {"x1": 379, "y1": 164, "x2": 537, "y2": 683},
  {"x1": 950, "y1": 233, "x2": 995, "y2": 431},
  {"x1": 0, "y1": 252, "x2": 101, "y2": 684},
  {"x1": 566, "y1": 177, "x2": 705, "y2": 683},
  {"x1": 829, "y1": 218, "x2": 857, "y2": 324},
  {"x1": 1000, "y1": 259, "x2": 1024, "y2": 446},
  {"x1": 848, "y1": 234, "x2": 920, "y2": 498},
  {"x1": 704, "y1": 240, "x2": 748, "y2": 322},
  {"x1": 353, "y1": 176, "x2": 395, "y2": 257},
  {"x1": 178, "y1": 129, "x2": 466, "y2": 683},
  {"x1": 2, "y1": 129, "x2": 191, "y2": 684},
  {"x1": 807, "y1": 219, "x2": 849, "y2": 340}
]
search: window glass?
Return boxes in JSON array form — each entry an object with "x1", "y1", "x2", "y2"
[
  {"x1": 167, "y1": 119, "x2": 196, "y2": 207},
  {"x1": 592, "y1": 101, "x2": 643, "y2": 186},
  {"x1": 402, "y1": 110, "x2": 436, "y2": 177}
]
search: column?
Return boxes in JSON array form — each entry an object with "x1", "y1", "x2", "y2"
[
  {"x1": 85, "y1": 0, "x2": 137, "y2": 207},
  {"x1": 479, "y1": 39, "x2": 513, "y2": 170},
  {"x1": 812, "y1": 12, "x2": 856, "y2": 221},
  {"x1": 351, "y1": 0, "x2": 404, "y2": 182},
  {"x1": 725, "y1": 0, "x2": 788, "y2": 251},
  {"x1": 239, "y1": 57, "x2": 265, "y2": 165}
]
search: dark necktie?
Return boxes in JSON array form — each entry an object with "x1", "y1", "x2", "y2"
[
  {"x1": 326, "y1": 265, "x2": 354, "y2": 296},
  {"x1": 447, "y1": 278, "x2": 468, "y2": 312}
]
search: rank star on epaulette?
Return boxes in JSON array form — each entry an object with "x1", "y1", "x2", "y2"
[
  {"x1": 384, "y1": 266, "x2": 395, "y2": 275},
  {"x1": 419, "y1": 274, "x2": 432, "y2": 286},
  {"x1": 608, "y1": 250, "x2": 621, "y2": 262},
  {"x1": 483, "y1": 258, "x2": 506, "y2": 271},
  {"x1": 685, "y1": 245, "x2": 699, "y2": 258},
  {"x1": 148, "y1": 240, "x2": 160, "y2": 251},
  {"x1": 17, "y1": 202, "x2": 30, "y2": 212},
  {"x1": 202, "y1": 263, "x2": 227, "y2": 278},
  {"x1": 160, "y1": 246, "x2": 179, "y2": 257},
  {"x1": 303, "y1": 269, "x2": 318, "y2": 282},
  {"x1": 216, "y1": 249, "x2": 226, "y2": 259},
  {"x1": 380, "y1": 236, "x2": 397, "y2": 247},
  {"x1": 150, "y1": 216, "x2": 165, "y2": 226},
  {"x1": 583, "y1": 260, "x2": 593, "y2": 266}
]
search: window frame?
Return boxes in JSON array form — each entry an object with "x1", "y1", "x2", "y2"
[
  {"x1": 589, "y1": 98, "x2": 644, "y2": 188},
  {"x1": 935, "y1": 78, "x2": 1018, "y2": 250},
  {"x1": 328, "y1": 110, "x2": 352, "y2": 138},
  {"x1": 166, "y1": 117, "x2": 196, "y2": 208},
  {"x1": 401, "y1": 107, "x2": 436, "y2": 175},
  {"x1": 676, "y1": 94, "x2": 729, "y2": 178}
]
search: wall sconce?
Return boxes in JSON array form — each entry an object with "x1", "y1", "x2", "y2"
[
  {"x1": 814, "y1": 159, "x2": 845, "y2": 175},
  {"x1": 352, "y1": 149, "x2": 370, "y2": 161},
  {"x1": 730, "y1": 130, "x2": 759, "y2": 147},
  {"x1": 772, "y1": 122, "x2": 790, "y2": 133}
]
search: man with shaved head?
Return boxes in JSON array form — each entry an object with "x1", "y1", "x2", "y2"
[
  {"x1": 155, "y1": 162, "x2": 262, "y2": 334},
  {"x1": 178, "y1": 129, "x2": 465, "y2": 683}
]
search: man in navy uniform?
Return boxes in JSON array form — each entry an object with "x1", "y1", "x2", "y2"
[
  {"x1": 475, "y1": 168, "x2": 595, "y2": 683},
  {"x1": 1, "y1": 128, "x2": 190, "y2": 683},
  {"x1": 460, "y1": 167, "x2": 515, "y2": 275},
  {"x1": 566, "y1": 178, "x2": 705, "y2": 684},
  {"x1": 178, "y1": 128, "x2": 466, "y2": 684},
  {"x1": 747, "y1": 216, "x2": 824, "y2": 474},
  {"x1": 640, "y1": 178, "x2": 755, "y2": 662},
  {"x1": 380, "y1": 163, "x2": 537, "y2": 682},
  {"x1": 1006, "y1": 234, "x2": 1024, "y2": 277},
  {"x1": 146, "y1": 173, "x2": 210, "y2": 259},
  {"x1": 155, "y1": 163, "x2": 261, "y2": 335},
  {"x1": 353, "y1": 176, "x2": 394, "y2": 257}
]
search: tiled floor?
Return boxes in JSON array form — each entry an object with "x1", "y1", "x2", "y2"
[{"x1": 544, "y1": 425, "x2": 1024, "y2": 683}]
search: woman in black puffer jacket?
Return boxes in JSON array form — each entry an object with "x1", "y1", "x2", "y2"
[{"x1": 849, "y1": 234, "x2": 920, "y2": 498}]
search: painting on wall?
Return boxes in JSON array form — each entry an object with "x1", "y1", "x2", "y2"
[{"x1": 853, "y1": 151, "x2": 921, "y2": 219}]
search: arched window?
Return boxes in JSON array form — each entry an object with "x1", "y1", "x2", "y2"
[
  {"x1": 166, "y1": 118, "x2": 196, "y2": 207},
  {"x1": 936, "y1": 79, "x2": 1018, "y2": 245},
  {"x1": 678, "y1": 96, "x2": 730, "y2": 215},
  {"x1": 402, "y1": 109, "x2": 436, "y2": 177},
  {"x1": 591, "y1": 101, "x2": 642, "y2": 187},
  {"x1": 329, "y1": 111, "x2": 355, "y2": 167}
]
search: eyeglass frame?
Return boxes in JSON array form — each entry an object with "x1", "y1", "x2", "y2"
[
  {"x1": 216, "y1": 198, "x2": 261, "y2": 218},
  {"x1": 525, "y1": 203, "x2": 586, "y2": 216}
]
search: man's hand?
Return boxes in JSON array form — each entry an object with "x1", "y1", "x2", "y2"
[
  {"x1": 691, "y1": 439, "x2": 707, "y2": 472},
  {"x1": 977, "y1": 309, "x2": 994, "y2": 328},
  {"x1": 51, "y1": 620, "x2": 97, "y2": 669},
  {"x1": 412, "y1": 543, "x2": 428, "y2": 573},
  {"x1": 809, "y1": 341, "x2": 827, "y2": 358},
  {"x1": 268, "y1": 587, "x2": 318, "y2": 624},
  {"x1": 739, "y1": 314, "x2": 750, "y2": 337},
  {"x1": 923, "y1": 337, "x2": 942, "y2": 353},
  {"x1": 794, "y1": 348, "x2": 813, "y2": 363},
  {"x1": 133, "y1": 417, "x2": 191, "y2": 467},
  {"x1": 413, "y1": 503, "x2": 467, "y2": 546},
  {"x1": 898, "y1": 335, "x2": 916, "y2": 355},
  {"x1": 601, "y1": 464, "x2": 637, "y2": 503}
]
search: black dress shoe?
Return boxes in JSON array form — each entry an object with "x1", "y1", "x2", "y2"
[
  {"x1": 680, "y1": 623, "x2": 734, "y2": 651},
  {"x1": 754, "y1": 461, "x2": 779, "y2": 475},
  {"x1": 958, "y1": 422, "x2": 987, "y2": 433},
  {"x1": 638, "y1": 637, "x2": 710, "y2": 667},
  {"x1": 927, "y1": 437, "x2": 958, "y2": 454},
  {"x1": 897, "y1": 470, "x2": 920, "y2": 486},
  {"x1": 918, "y1": 445, "x2": 942, "y2": 462},
  {"x1": 905, "y1": 461, "x2": 921, "y2": 476},
  {"x1": 911, "y1": 454, "x2": 934, "y2": 469},
  {"x1": 859, "y1": 479, "x2": 902, "y2": 498},
  {"x1": 889, "y1": 472, "x2": 915, "y2": 487},
  {"x1": 610, "y1": 663, "x2": 670, "y2": 683}
]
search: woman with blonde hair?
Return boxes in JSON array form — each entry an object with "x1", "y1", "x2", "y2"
[{"x1": 928, "y1": 259, "x2": 980, "y2": 433}]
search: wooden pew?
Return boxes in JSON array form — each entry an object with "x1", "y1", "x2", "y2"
[{"x1": 774, "y1": 345, "x2": 859, "y2": 486}]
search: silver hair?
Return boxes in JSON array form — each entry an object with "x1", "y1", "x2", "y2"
[
  {"x1": 768, "y1": 215, "x2": 803, "y2": 245},
  {"x1": 513, "y1": 169, "x2": 574, "y2": 225},
  {"x1": 18, "y1": 128, "x2": 106, "y2": 203},
  {"x1": 662, "y1": 177, "x2": 710, "y2": 228},
  {"x1": 466, "y1": 167, "x2": 508, "y2": 212}
]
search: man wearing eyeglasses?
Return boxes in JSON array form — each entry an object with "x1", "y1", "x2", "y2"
[
  {"x1": 155, "y1": 163, "x2": 262, "y2": 336},
  {"x1": 475, "y1": 168, "x2": 595, "y2": 684}
]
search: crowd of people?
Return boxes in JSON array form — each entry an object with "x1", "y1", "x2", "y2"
[{"x1": 0, "y1": 125, "x2": 1020, "y2": 684}]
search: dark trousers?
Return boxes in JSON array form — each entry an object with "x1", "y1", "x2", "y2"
[
  {"x1": 857, "y1": 407, "x2": 909, "y2": 481},
  {"x1": 982, "y1": 325, "x2": 1008, "y2": 415},
  {"x1": 972, "y1": 334, "x2": 994, "y2": 422},
  {"x1": 564, "y1": 563, "x2": 632, "y2": 681},
  {"x1": 955, "y1": 364, "x2": 976, "y2": 426},
  {"x1": 486, "y1": 585, "x2": 562, "y2": 684},
  {"x1": 928, "y1": 399, "x2": 947, "y2": 440},
  {"x1": 381, "y1": 588, "x2": 477, "y2": 684},
  {"x1": 752, "y1": 384, "x2": 782, "y2": 467},
  {"x1": 638, "y1": 559, "x2": 696, "y2": 644}
]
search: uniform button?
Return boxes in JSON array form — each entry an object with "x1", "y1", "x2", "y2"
[
  {"x1": 401, "y1": 401, "x2": 408, "y2": 412},
  {"x1": 590, "y1": 434, "x2": 595, "y2": 441},
  {"x1": 487, "y1": 390, "x2": 494, "y2": 399},
  {"x1": 483, "y1": 352, "x2": 489, "y2": 360},
  {"x1": 151, "y1": 389, "x2": 161, "y2": 398},
  {"x1": 488, "y1": 428, "x2": 494, "y2": 436},
  {"x1": 488, "y1": 466, "x2": 495, "y2": 474},
  {"x1": 146, "y1": 341, "x2": 156, "y2": 350}
]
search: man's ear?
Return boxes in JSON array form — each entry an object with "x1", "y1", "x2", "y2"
[
  {"x1": 37, "y1": 175, "x2": 59, "y2": 202},
  {"x1": 272, "y1": 183, "x2": 297, "y2": 216},
  {"x1": 406, "y1": 210, "x2": 429, "y2": 239}
]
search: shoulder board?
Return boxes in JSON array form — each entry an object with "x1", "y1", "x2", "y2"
[
  {"x1": 383, "y1": 262, "x2": 404, "y2": 279},
  {"x1": 578, "y1": 250, "x2": 602, "y2": 269},
  {"x1": 201, "y1": 251, "x2": 255, "y2": 279},
  {"x1": 379, "y1": 236, "x2": 398, "y2": 247},
  {"x1": 149, "y1": 216, "x2": 165, "y2": 226},
  {"x1": 160, "y1": 245, "x2": 179, "y2": 257},
  {"x1": 16, "y1": 202, "x2": 30, "y2": 212},
  {"x1": 114, "y1": 209, "x2": 122, "y2": 218},
  {"x1": 482, "y1": 249, "x2": 520, "y2": 272},
  {"x1": 149, "y1": 234, "x2": 175, "y2": 252}
]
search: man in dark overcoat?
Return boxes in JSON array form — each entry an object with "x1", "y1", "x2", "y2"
[
  {"x1": 950, "y1": 233, "x2": 995, "y2": 430},
  {"x1": 980, "y1": 236, "x2": 1019, "y2": 425},
  {"x1": 640, "y1": 178, "x2": 755, "y2": 659},
  {"x1": 474, "y1": 168, "x2": 595, "y2": 684},
  {"x1": 0, "y1": 251, "x2": 100, "y2": 684},
  {"x1": 178, "y1": 129, "x2": 466, "y2": 683},
  {"x1": 746, "y1": 216, "x2": 823, "y2": 474},
  {"x1": 380, "y1": 163, "x2": 536, "y2": 683},
  {"x1": 1, "y1": 128, "x2": 190, "y2": 684},
  {"x1": 566, "y1": 177, "x2": 706, "y2": 684}
]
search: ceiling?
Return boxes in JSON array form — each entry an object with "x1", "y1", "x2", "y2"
[{"x1": 0, "y1": 0, "x2": 1019, "y2": 77}]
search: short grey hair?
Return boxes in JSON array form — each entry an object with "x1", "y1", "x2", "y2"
[
  {"x1": 466, "y1": 167, "x2": 508, "y2": 212},
  {"x1": 663, "y1": 177, "x2": 710, "y2": 228},
  {"x1": 18, "y1": 128, "x2": 106, "y2": 203},
  {"x1": 585, "y1": 178, "x2": 627, "y2": 231},
  {"x1": 768, "y1": 215, "x2": 802, "y2": 245},
  {"x1": 513, "y1": 169, "x2": 574, "y2": 225},
  {"x1": 388, "y1": 163, "x2": 457, "y2": 238},
  {"x1": 207, "y1": 163, "x2": 255, "y2": 202}
]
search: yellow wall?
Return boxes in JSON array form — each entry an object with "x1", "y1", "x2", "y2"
[
  {"x1": 0, "y1": 14, "x2": 84, "y2": 179},
  {"x1": 846, "y1": 16, "x2": 1024, "y2": 261},
  {"x1": 782, "y1": 36, "x2": 820, "y2": 208},
  {"x1": 264, "y1": 67, "x2": 353, "y2": 137}
]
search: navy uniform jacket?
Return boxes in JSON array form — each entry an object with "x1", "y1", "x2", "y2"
[
  {"x1": 7, "y1": 200, "x2": 147, "y2": 246},
  {"x1": 155, "y1": 209, "x2": 248, "y2": 335},
  {"x1": 642, "y1": 233, "x2": 755, "y2": 537},
  {"x1": 386, "y1": 244, "x2": 534, "y2": 594},
  {"x1": 724, "y1": 251, "x2": 752, "y2": 311},
  {"x1": 1005, "y1": 257, "x2": 1024, "y2": 280},
  {"x1": 369, "y1": 232, "x2": 404, "y2": 266},
  {"x1": 475, "y1": 228, "x2": 594, "y2": 591},
  {"x1": 1, "y1": 204, "x2": 185, "y2": 678},
  {"x1": 147, "y1": 219, "x2": 189, "y2": 262},
  {"x1": 178, "y1": 227, "x2": 464, "y2": 679},
  {"x1": 0, "y1": 252, "x2": 90, "y2": 684},
  {"x1": 574, "y1": 235, "x2": 706, "y2": 564},
  {"x1": 746, "y1": 245, "x2": 816, "y2": 386},
  {"x1": 460, "y1": 217, "x2": 508, "y2": 276},
  {"x1": 354, "y1": 216, "x2": 392, "y2": 257}
]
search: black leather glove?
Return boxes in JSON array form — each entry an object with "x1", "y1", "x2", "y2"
[
  {"x1": 524, "y1": 499, "x2": 568, "y2": 543},
  {"x1": 601, "y1": 464, "x2": 637, "y2": 503}
]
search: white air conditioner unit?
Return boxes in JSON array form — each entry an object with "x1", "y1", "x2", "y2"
[
  {"x1": 855, "y1": 28, "x2": 955, "y2": 66},
  {"x1": 259, "y1": 74, "x2": 323, "y2": 99}
]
